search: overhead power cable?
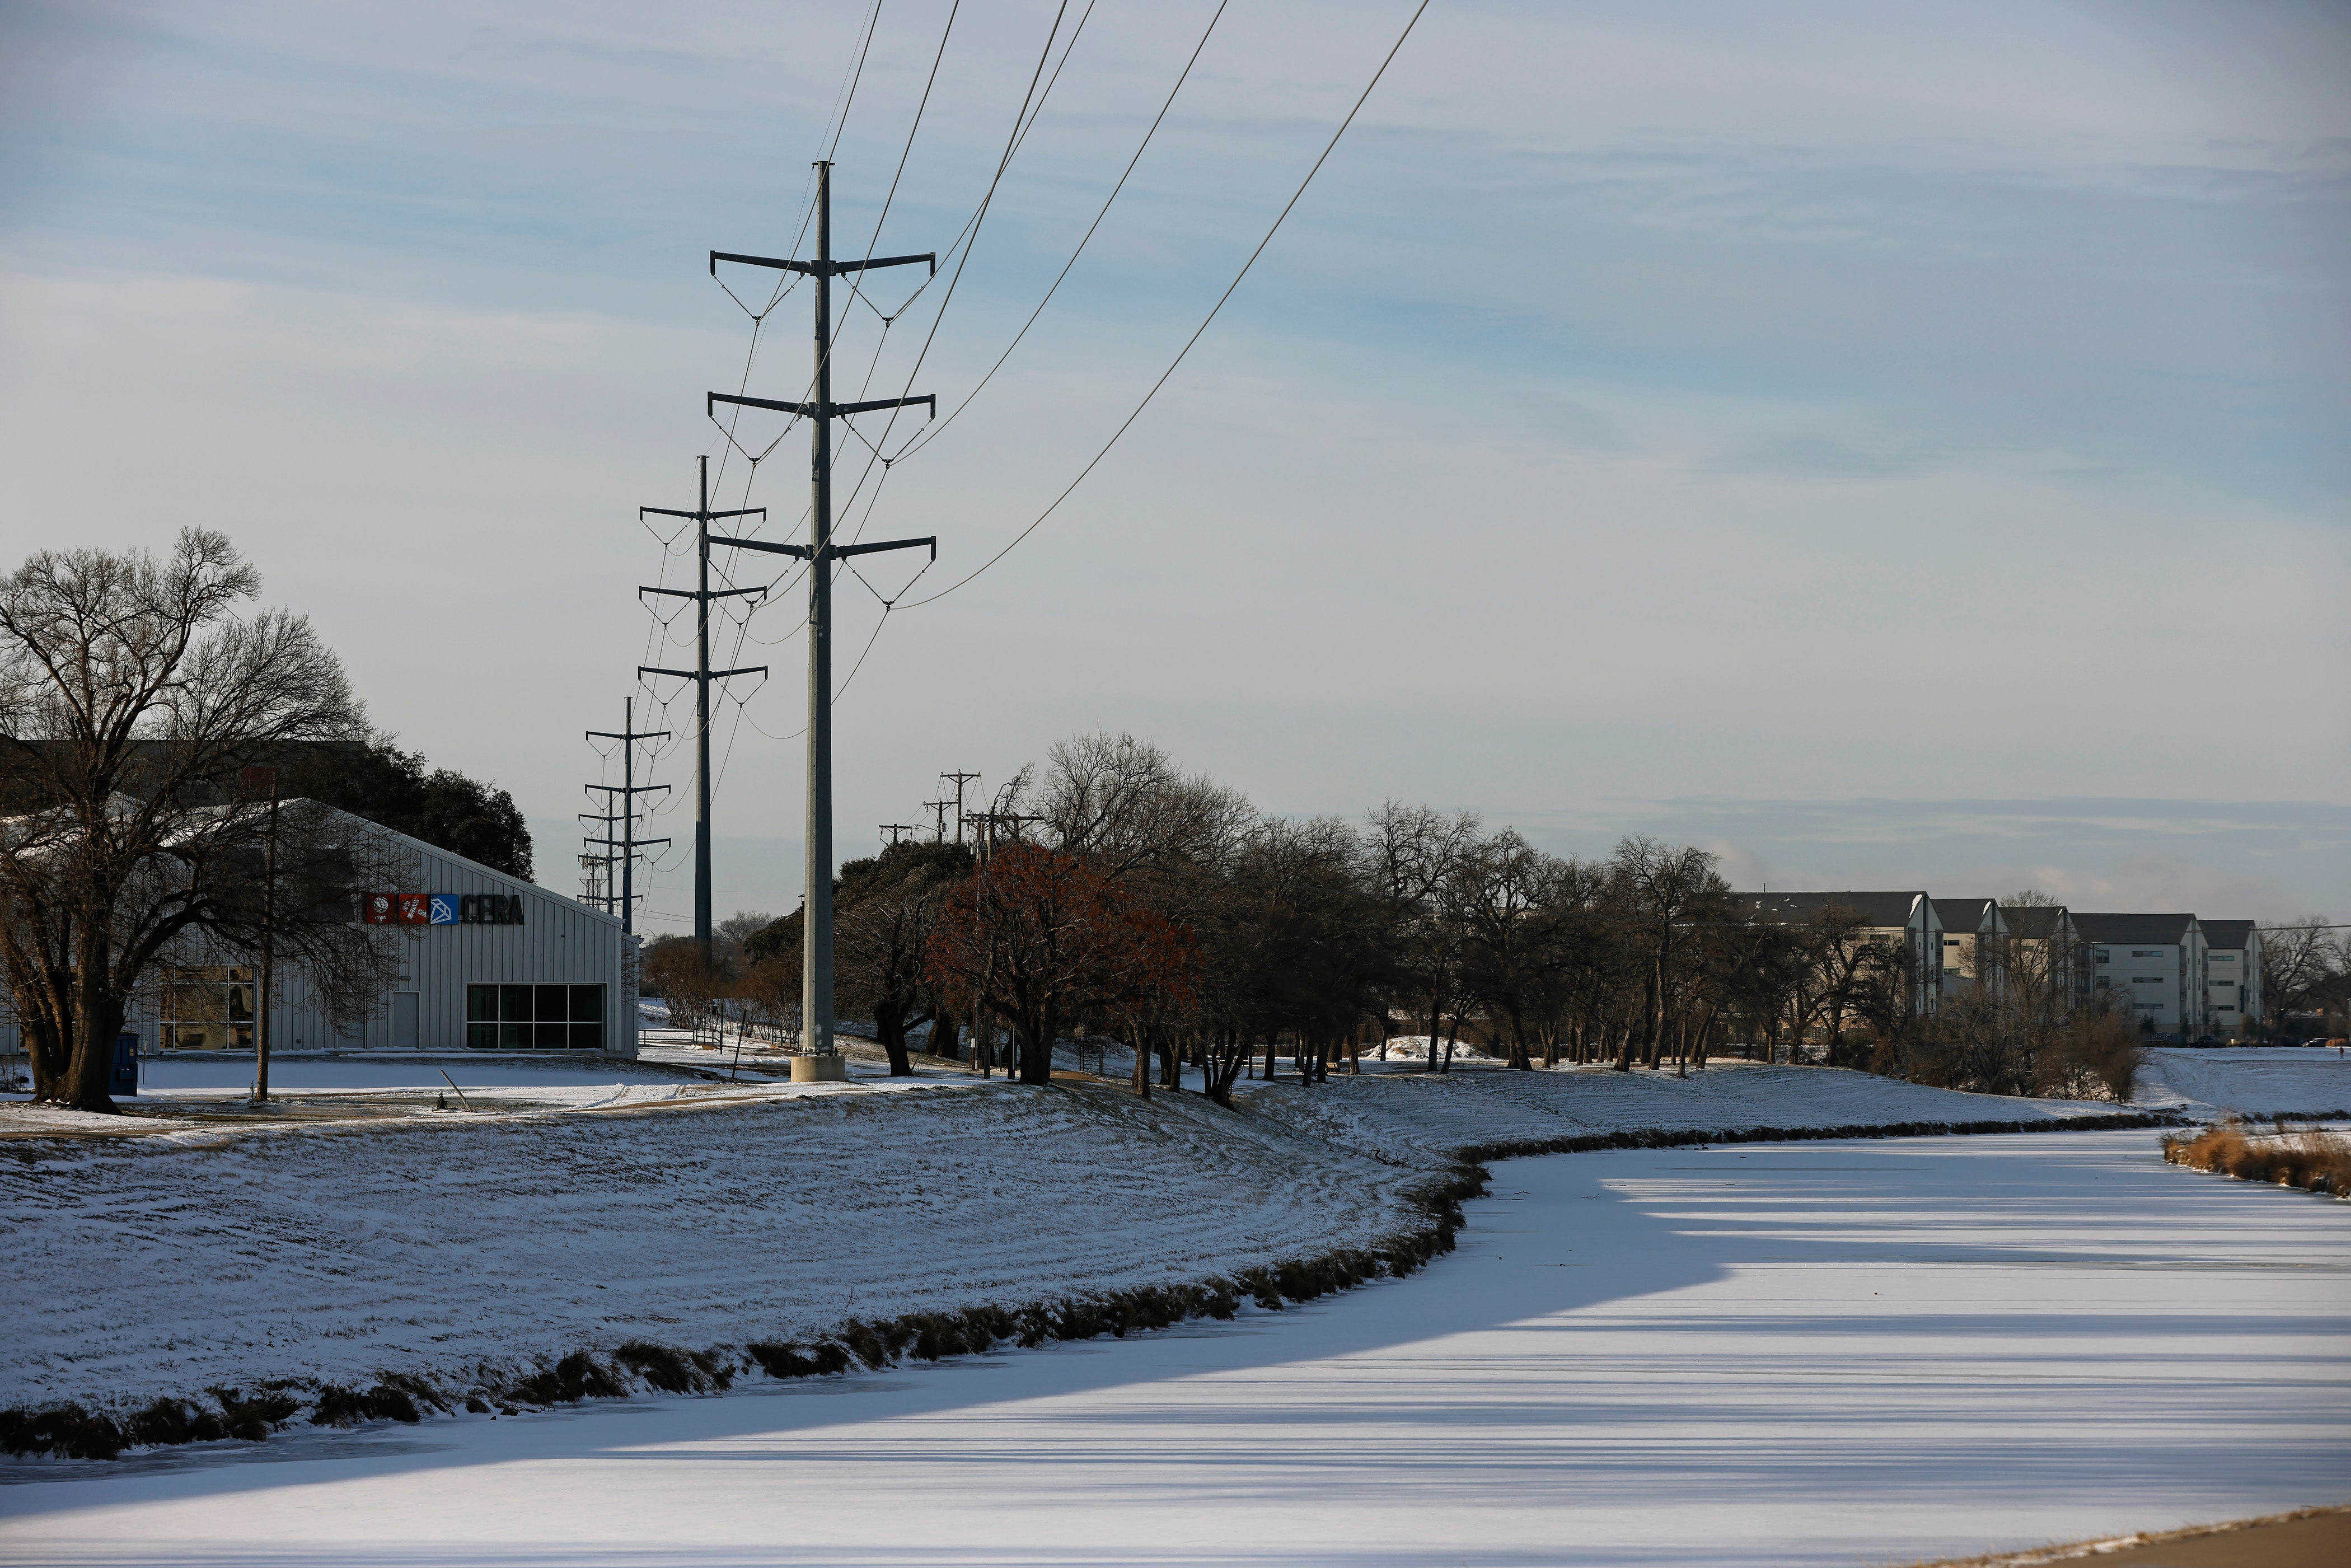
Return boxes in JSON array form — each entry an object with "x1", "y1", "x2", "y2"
[
  {"x1": 901, "y1": 0, "x2": 1432, "y2": 609},
  {"x1": 893, "y1": 0, "x2": 1229, "y2": 465}
]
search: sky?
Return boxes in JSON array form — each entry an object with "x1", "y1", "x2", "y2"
[{"x1": 2, "y1": 0, "x2": 2345, "y2": 928}]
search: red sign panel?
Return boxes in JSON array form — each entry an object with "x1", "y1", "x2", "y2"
[
  {"x1": 397, "y1": 893, "x2": 432, "y2": 925},
  {"x1": 363, "y1": 893, "x2": 396, "y2": 925}
]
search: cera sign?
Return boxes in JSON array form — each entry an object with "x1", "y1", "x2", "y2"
[{"x1": 364, "y1": 893, "x2": 526, "y2": 927}]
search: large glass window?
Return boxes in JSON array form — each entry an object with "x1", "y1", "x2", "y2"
[
  {"x1": 160, "y1": 967, "x2": 255, "y2": 1051},
  {"x1": 466, "y1": 984, "x2": 605, "y2": 1050}
]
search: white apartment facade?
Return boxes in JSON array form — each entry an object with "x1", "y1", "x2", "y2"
[
  {"x1": 2072, "y1": 912, "x2": 2206, "y2": 1040},
  {"x1": 2196, "y1": 919, "x2": 2263, "y2": 1036},
  {"x1": 1933, "y1": 898, "x2": 2005, "y2": 1004}
]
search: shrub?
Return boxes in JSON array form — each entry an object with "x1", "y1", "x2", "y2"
[{"x1": 2165, "y1": 1118, "x2": 2351, "y2": 1197}]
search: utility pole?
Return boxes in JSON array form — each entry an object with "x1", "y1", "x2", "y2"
[
  {"x1": 584, "y1": 697, "x2": 672, "y2": 937},
  {"x1": 240, "y1": 765, "x2": 280, "y2": 1104},
  {"x1": 879, "y1": 823, "x2": 916, "y2": 846},
  {"x1": 940, "y1": 771, "x2": 981, "y2": 843},
  {"x1": 578, "y1": 851, "x2": 611, "y2": 914},
  {"x1": 922, "y1": 798, "x2": 950, "y2": 841},
  {"x1": 961, "y1": 809, "x2": 1043, "y2": 1078},
  {"x1": 706, "y1": 162, "x2": 938, "y2": 1065},
  {"x1": 639, "y1": 455, "x2": 768, "y2": 968}
]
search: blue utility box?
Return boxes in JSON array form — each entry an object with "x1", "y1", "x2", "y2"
[{"x1": 110, "y1": 1033, "x2": 139, "y2": 1097}]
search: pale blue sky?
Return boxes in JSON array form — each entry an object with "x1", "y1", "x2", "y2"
[{"x1": 3, "y1": 1, "x2": 2345, "y2": 924}]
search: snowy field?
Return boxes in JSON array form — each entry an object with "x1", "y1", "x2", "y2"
[
  {"x1": 1, "y1": 1083, "x2": 1426, "y2": 1415},
  {"x1": 2134, "y1": 1046, "x2": 2351, "y2": 1118},
  {"x1": 1245, "y1": 1059, "x2": 2132, "y2": 1169},
  {"x1": 3, "y1": 1130, "x2": 2343, "y2": 1567}
]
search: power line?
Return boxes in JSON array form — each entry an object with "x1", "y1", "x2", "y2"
[
  {"x1": 902, "y1": 0, "x2": 1434, "y2": 608},
  {"x1": 893, "y1": 0, "x2": 1229, "y2": 465}
]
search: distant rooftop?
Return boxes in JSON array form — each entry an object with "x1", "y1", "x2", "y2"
[
  {"x1": 2000, "y1": 904, "x2": 2071, "y2": 940},
  {"x1": 1734, "y1": 891, "x2": 1926, "y2": 929},
  {"x1": 2199, "y1": 919, "x2": 2257, "y2": 951},
  {"x1": 1932, "y1": 897, "x2": 1996, "y2": 933},
  {"x1": 2072, "y1": 912, "x2": 2197, "y2": 945}
]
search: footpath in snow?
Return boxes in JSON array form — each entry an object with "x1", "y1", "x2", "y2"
[{"x1": 3, "y1": 1130, "x2": 2342, "y2": 1567}]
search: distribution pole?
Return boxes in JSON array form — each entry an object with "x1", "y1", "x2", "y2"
[
  {"x1": 879, "y1": 823, "x2": 916, "y2": 845},
  {"x1": 639, "y1": 456, "x2": 767, "y2": 967},
  {"x1": 584, "y1": 697, "x2": 672, "y2": 937},
  {"x1": 940, "y1": 771, "x2": 981, "y2": 843},
  {"x1": 706, "y1": 162, "x2": 938, "y2": 1061}
]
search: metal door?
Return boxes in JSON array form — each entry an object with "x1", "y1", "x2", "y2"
[{"x1": 392, "y1": 991, "x2": 420, "y2": 1051}]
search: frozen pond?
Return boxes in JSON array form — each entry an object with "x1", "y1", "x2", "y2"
[{"x1": 3, "y1": 1130, "x2": 2345, "y2": 1566}]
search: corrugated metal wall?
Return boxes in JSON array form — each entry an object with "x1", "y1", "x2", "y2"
[
  {"x1": 120, "y1": 819, "x2": 636, "y2": 1058},
  {"x1": 372, "y1": 834, "x2": 629, "y2": 1052}
]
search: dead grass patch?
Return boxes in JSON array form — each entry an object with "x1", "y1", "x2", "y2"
[{"x1": 2165, "y1": 1118, "x2": 2351, "y2": 1197}]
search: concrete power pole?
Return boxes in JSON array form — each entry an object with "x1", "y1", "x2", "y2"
[
  {"x1": 706, "y1": 162, "x2": 938, "y2": 1070},
  {"x1": 638, "y1": 456, "x2": 768, "y2": 968}
]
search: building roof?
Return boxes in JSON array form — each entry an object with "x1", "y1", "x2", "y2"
[
  {"x1": 1733, "y1": 891, "x2": 1926, "y2": 929},
  {"x1": 1932, "y1": 898, "x2": 1995, "y2": 933},
  {"x1": 2071, "y1": 912, "x2": 2197, "y2": 946},
  {"x1": 2199, "y1": 919, "x2": 2256, "y2": 952},
  {"x1": 2000, "y1": 904, "x2": 2071, "y2": 940}
]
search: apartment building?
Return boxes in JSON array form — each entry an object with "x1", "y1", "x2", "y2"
[
  {"x1": 1933, "y1": 898, "x2": 2005, "y2": 1003},
  {"x1": 2072, "y1": 913, "x2": 2205, "y2": 1040},
  {"x1": 2197, "y1": 919, "x2": 2263, "y2": 1036},
  {"x1": 1734, "y1": 891, "x2": 1943, "y2": 1017}
]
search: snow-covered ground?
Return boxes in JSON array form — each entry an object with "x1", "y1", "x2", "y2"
[
  {"x1": 128, "y1": 1055, "x2": 711, "y2": 1092},
  {"x1": 2134, "y1": 1046, "x2": 2351, "y2": 1118},
  {"x1": 3, "y1": 1130, "x2": 2342, "y2": 1567},
  {"x1": 0, "y1": 1082, "x2": 1426, "y2": 1416},
  {"x1": 1244, "y1": 1059, "x2": 2130, "y2": 1169}
]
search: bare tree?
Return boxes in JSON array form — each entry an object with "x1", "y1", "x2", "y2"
[
  {"x1": 1365, "y1": 802, "x2": 1481, "y2": 1074},
  {"x1": 2260, "y1": 917, "x2": 2345, "y2": 1036},
  {"x1": 1608, "y1": 836, "x2": 1723, "y2": 1070},
  {"x1": 0, "y1": 531, "x2": 394, "y2": 1110}
]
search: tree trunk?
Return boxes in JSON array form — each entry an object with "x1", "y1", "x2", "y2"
[
  {"x1": 64, "y1": 934, "x2": 125, "y2": 1112},
  {"x1": 876, "y1": 1010, "x2": 913, "y2": 1077}
]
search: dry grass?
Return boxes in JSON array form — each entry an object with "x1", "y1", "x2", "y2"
[
  {"x1": 2165, "y1": 1117, "x2": 2351, "y2": 1197},
  {"x1": 1885, "y1": 1504, "x2": 2351, "y2": 1567}
]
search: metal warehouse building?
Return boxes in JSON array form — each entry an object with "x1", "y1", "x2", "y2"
[{"x1": 129, "y1": 809, "x2": 638, "y2": 1060}]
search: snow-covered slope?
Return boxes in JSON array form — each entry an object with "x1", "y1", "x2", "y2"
[
  {"x1": 3, "y1": 1061, "x2": 2161, "y2": 1425},
  {"x1": 2134, "y1": 1047, "x2": 2351, "y2": 1118},
  {"x1": 1238, "y1": 1061, "x2": 2133, "y2": 1169},
  {"x1": 1, "y1": 1084, "x2": 1426, "y2": 1416}
]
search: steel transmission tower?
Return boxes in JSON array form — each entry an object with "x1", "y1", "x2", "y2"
[
  {"x1": 638, "y1": 455, "x2": 769, "y2": 967},
  {"x1": 583, "y1": 697, "x2": 671, "y2": 937},
  {"x1": 705, "y1": 162, "x2": 939, "y2": 1060}
]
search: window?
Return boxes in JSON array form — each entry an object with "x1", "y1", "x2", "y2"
[
  {"x1": 2132, "y1": 976, "x2": 2163, "y2": 984},
  {"x1": 2094, "y1": 950, "x2": 2110, "y2": 963},
  {"x1": 159, "y1": 967, "x2": 255, "y2": 1051},
  {"x1": 2130, "y1": 949, "x2": 2163, "y2": 957},
  {"x1": 466, "y1": 984, "x2": 605, "y2": 1050}
]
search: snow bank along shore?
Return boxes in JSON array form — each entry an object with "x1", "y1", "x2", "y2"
[{"x1": 1, "y1": 1061, "x2": 2176, "y2": 1458}]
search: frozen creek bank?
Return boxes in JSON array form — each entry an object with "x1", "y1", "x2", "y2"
[
  {"x1": 2, "y1": 1064, "x2": 2156, "y2": 1455},
  {"x1": 3, "y1": 1130, "x2": 2341, "y2": 1568}
]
